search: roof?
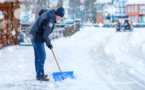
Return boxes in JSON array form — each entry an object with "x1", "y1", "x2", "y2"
[
  {"x1": 0, "y1": 0, "x2": 20, "y2": 2},
  {"x1": 1, "y1": 0, "x2": 26, "y2": 2},
  {"x1": 94, "y1": 0, "x2": 112, "y2": 4},
  {"x1": 94, "y1": 0, "x2": 145, "y2": 5},
  {"x1": 4, "y1": 0, "x2": 17, "y2": 2},
  {"x1": 127, "y1": 0, "x2": 145, "y2": 5},
  {"x1": 0, "y1": 0, "x2": 35, "y2": 3}
]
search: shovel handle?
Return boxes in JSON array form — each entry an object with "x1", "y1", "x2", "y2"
[{"x1": 51, "y1": 48, "x2": 62, "y2": 72}]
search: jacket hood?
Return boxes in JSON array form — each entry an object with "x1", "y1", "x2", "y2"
[{"x1": 39, "y1": 9, "x2": 49, "y2": 16}]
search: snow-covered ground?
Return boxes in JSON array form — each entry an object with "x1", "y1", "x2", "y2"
[{"x1": 0, "y1": 27, "x2": 145, "y2": 90}]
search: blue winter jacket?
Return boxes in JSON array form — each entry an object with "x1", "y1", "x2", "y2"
[{"x1": 29, "y1": 9, "x2": 56, "y2": 47}]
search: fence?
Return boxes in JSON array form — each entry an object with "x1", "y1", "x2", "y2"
[
  {"x1": 20, "y1": 23, "x2": 31, "y2": 33},
  {"x1": 49, "y1": 28, "x2": 65, "y2": 40},
  {"x1": 20, "y1": 23, "x2": 80, "y2": 42},
  {"x1": 64, "y1": 23, "x2": 80, "y2": 37},
  {"x1": 84, "y1": 23, "x2": 145, "y2": 27},
  {"x1": 49, "y1": 23, "x2": 80, "y2": 39}
]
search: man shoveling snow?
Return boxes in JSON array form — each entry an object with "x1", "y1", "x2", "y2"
[{"x1": 29, "y1": 7, "x2": 64, "y2": 81}]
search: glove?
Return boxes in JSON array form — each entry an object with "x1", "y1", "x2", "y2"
[{"x1": 48, "y1": 44, "x2": 53, "y2": 49}]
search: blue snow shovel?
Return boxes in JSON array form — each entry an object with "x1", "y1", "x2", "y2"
[{"x1": 51, "y1": 48, "x2": 76, "y2": 82}]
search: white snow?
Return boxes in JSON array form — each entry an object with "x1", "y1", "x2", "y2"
[
  {"x1": 94, "y1": 0, "x2": 145, "y2": 5},
  {"x1": 11, "y1": 31, "x2": 16, "y2": 36},
  {"x1": 94, "y1": 0, "x2": 112, "y2": 4},
  {"x1": 14, "y1": 9, "x2": 20, "y2": 19},
  {"x1": 127, "y1": 0, "x2": 145, "y2": 4},
  {"x1": 0, "y1": 27, "x2": 145, "y2": 90}
]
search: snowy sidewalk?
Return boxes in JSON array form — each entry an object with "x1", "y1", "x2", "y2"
[{"x1": 0, "y1": 27, "x2": 145, "y2": 90}]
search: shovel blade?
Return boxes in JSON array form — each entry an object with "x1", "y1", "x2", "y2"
[{"x1": 52, "y1": 71, "x2": 75, "y2": 82}]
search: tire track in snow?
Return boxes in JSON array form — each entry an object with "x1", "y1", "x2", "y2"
[{"x1": 91, "y1": 30, "x2": 145, "y2": 90}]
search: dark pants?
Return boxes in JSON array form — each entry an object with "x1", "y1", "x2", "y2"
[{"x1": 31, "y1": 41, "x2": 46, "y2": 78}]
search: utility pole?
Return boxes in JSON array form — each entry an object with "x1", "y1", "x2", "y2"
[
  {"x1": 61, "y1": 0, "x2": 63, "y2": 7},
  {"x1": 79, "y1": 0, "x2": 86, "y2": 27},
  {"x1": 61, "y1": 0, "x2": 64, "y2": 22}
]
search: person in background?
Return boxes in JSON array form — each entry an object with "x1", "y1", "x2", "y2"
[{"x1": 29, "y1": 7, "x2": 64, "y2": 81}]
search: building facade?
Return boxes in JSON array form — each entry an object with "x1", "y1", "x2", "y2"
[
  {"x1": 94, "y1": 0, "x2": 112, "y2": 24},
  {"x1": 112, "y1": 0, "x2": 128, "y2": 22},
  {"x1": 94, "y1": 0, "x2": 128, "y2": 23},
  {"x1": 127, "y1": 4, "x2": 145, "y2": 23},
  {"x1": 0, "y1": 0, "x2": 20, "y2": 45},
  {"x1": 95, "y1": 4, "x2": 105, "y2": 24}
]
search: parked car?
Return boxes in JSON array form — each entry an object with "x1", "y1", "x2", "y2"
[
  {"x1": 63, "y1": 19, "x2": 74, "y2": 24},
  {"x1": 116, "y1": 19, "x2": 133, "y2": 32}
]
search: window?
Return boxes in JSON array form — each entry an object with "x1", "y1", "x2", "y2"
[
  {"x1": 0, "y1": 10, "x2": 4, "y2": 20},
  {"x1": 0, "y1": 10, "x2": 5, "y2": 40},
  {"x1": 140, "y1": 16, "x2": 144, "y2": 23},
  {"x1": 129, "y1": 16, "x2": 132, "y2": 22},
  {"x1": 124, "y1": 8, "x2": 126, "y2": 14},
  {"x1": 128, "y1": 6, "x2": 130, "y2": 13},
  {"x1": 120, "y1": 2, "x2": 123, "y2": 7},
  {"x1": 128, "y1": 17, "x2": 131, "y2": 21},
  {"x1": 121, "y1": 8, "x2": 124, "y2": 14},
  {"x1": 132, "y1": 16, "x2": 134, "y2": 23},
  {"x1": 140, "y1": 5, "x2": 142, "y2": 9},
  {"x1": 135, "y1": 5, "x2": 137, "y2": 13},
  {"x1": 0, "y1": 22, "x2": 1, "y2": 39},
  {"x1": 130, "y1": 6, "x2": 132, "y2": 13},
  {"x1": 135, "y1": 16, "x2": 138, "y2": 23},
  {"x1": 132, "y1": 6, "x2": 134, "y2": 13}
]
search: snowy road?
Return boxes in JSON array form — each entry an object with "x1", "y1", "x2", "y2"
[{"x1": 0, "y1": 27, "x2": 145, "y2": 90}]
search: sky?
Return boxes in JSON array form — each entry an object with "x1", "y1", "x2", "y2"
[{"x1": 94, "y1": 0, "x2": 145, "y2": 4}]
